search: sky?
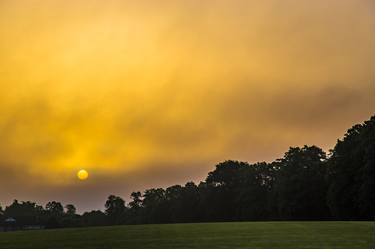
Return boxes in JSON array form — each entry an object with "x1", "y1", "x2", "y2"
[{"x1": 0, "y1": 0, "x2": 375, "y2": 212}]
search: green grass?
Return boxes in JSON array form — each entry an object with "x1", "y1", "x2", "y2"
[{"x1": 0, "y1": 222, "x2": 374, "y2": 249}]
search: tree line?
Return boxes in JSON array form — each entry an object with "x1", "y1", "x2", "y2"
[{"x1": 1, "y1": 115, "x2": 374, "y2": 228}]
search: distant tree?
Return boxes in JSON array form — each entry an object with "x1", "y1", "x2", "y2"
[
  {"x1": 274, "y1": 146, "x2": 330, "y2": 220},
  {"x1": 60, "y1": 204, "x2": 79, "y2": 227},
  {"x1": 105, "y1": 195, "x2": 126, "y2": 224},
  {"x1": 180, "y1": 182, "x2": 200, "y2": 222},
  {"x1": 127, "y1": 192, "x2": 143, "y2": 224},
  {"x1": 129, "y1": 192, "x2": 142, "y2": 210},
  {"x1": 82, "y1": 210, "x2": 108, "y2": 227},
  {"x1": 165, "y1": 185, "x2": 183, "y2": 220},
  {"x1": 0, "y1": 204, "x2": 4, "y2": 224},
  {"x1": 4, "y1": 200, "x2": 44, "y2": 226},
  {"x1": 65, "y1": 204, "x2": 77, "y2": 216},
  {"x1": 45, "y1": 201, "x2": 64, "y2": 217},
  {"x1": 327, "y1": 116, "x2": 375, "y2": 219},
  {"x1": 203, "y1": 161, "x2": 275, "y2": 221},
  {"x1": 327, "y1": 124, "x2": 363, "y2": 219},
  {"x1": 204, "y1": 160, "x2": 249, "y2": 221},
  {"x1": 165, "y1": 184, "x2": 195, "y2": 223},
  {"x1": 359, "y1": 141, "x2": 375, "y2": 219},
  {"x1": 142, "y1": 188, "x2": 168, "y2": 223},
  {"x1": 2, "y1": 115, "x2": 375, "y2": 226},
  {"x1": 234, "y1": 162, "x2": 276, "y2": 220},
  {"x1": 44, "y1": 201, "x2": 64, "y2": 228}
]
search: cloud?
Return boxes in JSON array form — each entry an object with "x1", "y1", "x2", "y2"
[{"x1": 0, "y1": 0, "x2": 375, "y2": 211}]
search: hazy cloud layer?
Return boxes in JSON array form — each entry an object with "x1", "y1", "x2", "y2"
[{"x1": 0, "y1": 0, "x2": 374, "y2": 211}]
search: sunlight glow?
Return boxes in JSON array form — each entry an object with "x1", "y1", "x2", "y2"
[{"x1": 77, "y1": 169, "x2": 89, "y2": 181}]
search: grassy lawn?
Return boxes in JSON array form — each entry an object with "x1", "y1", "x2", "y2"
[{"x1": 0, "y1": 222, "x2": 374, "y2": 249}]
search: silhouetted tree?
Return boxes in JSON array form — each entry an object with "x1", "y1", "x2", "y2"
[
  {"x1": 105, "y1": 195, "x2": 126, "y2": 224},
  {"x1": 202, "y1": 161, "x2": 276, "y2": 221},
  {"x1": 82, "y1": 210, "x2": 108, "y2": 227},
  {"x1": 65, "y1": 204, "x2": 76, "y2": 216},
  {"x1": 142, "y1": 188, "x2": 168, "y2": 223},
  {"x1": 235, "y1": 162, "x2": 276, "y2": 220},
  {"x1": 45, "y1": 201, "x2": 64, "y2": 217},
  {"x1": 44, "y1": 201, "x2": 64, "y2": 228},
  {"x1": 165, "y1": 185, "x2": 184, "y2": 222},
  {"x1": 2, "y1": 115, "x2": 375, "y2": 227},
  {"x1": 327, "y1": 116, "x2": 375, "y2": 219},
  {"x1": 127, "y1": 192, "x2": 143, "y2": 224},
  {"x1": 359, "y1": 141, "x2": 375, "y2": 219},
  {"x1": 0, "y1": 204, "x2": 3, "y2": 219},
  {"x1": 274, "y1": 146, "x2": 330, "y2": 220},
  {"x1": 203, "y1": 160, "x2": 248, "y2": 221},
  {"x1": 180, "y1": 182, "x2": 200, "y2": 222},
  {"x1": 60, "y1": 204, "x2": 80, "y2": 227},
  {"x1": 4, "y1": 200, "x2": 43, "y2": 226}
]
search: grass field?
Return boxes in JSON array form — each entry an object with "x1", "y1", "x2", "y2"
[{"x1": 0, "y1": 222, "x2": 374, "y2": 249}]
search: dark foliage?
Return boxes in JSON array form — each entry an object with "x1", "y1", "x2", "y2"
[
  {"x1": 327, "y1": 116, "x2": 375, "y2": 220},
  {"x1": 274, "y1": 146, "x2": 330, "y2": 220},
  {"x1": 1, "y1": 115, "x2": 374, "y2": 228}
]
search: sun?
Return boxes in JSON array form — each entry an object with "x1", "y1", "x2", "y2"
[{"x1": 77, "y1": 169, "x2": 89, "y2": 180}]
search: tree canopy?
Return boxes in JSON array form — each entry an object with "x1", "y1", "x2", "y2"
[{"x1": 1, "y1": 115, "x2": 374, "y2": 228}]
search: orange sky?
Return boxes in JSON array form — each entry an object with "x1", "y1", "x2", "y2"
[{"x1": 0, "y1": 0, "x2": 375, "y2": 211}]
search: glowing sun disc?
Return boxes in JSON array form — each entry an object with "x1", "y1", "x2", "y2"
[{"x1": 77, "y1": 169, "x2": 89, "y2": 180}]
